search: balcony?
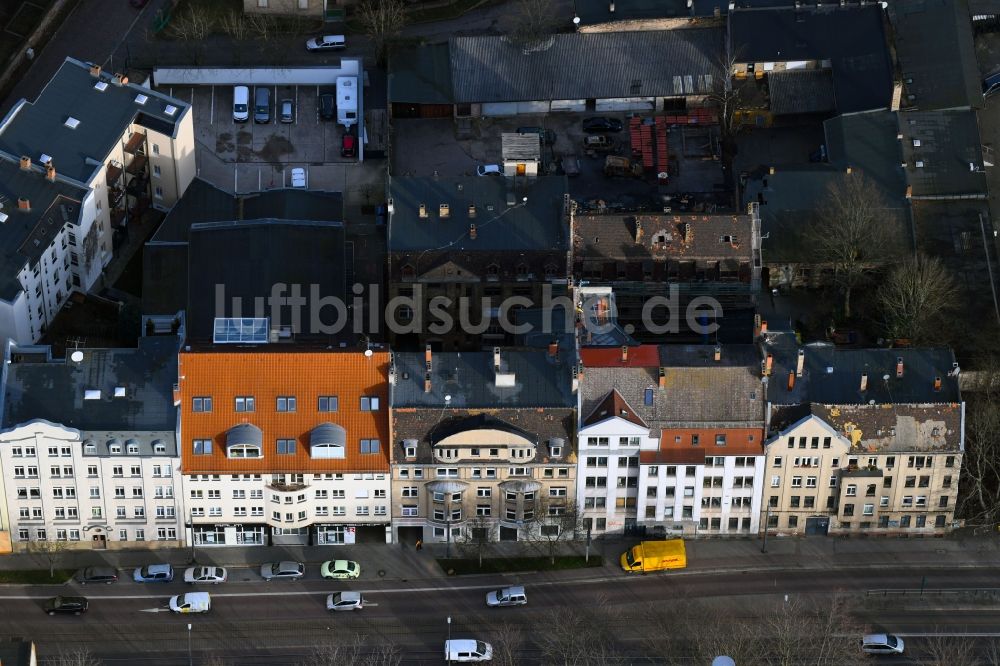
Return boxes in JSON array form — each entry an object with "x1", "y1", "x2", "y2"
[
  {"x1": 267, "y1": 482, "x2": 308, "y2": 493},
  {"x1": 125, "y1": 154, "x2": 148, "y2": 176},
  {"x1": 840, "y1": 465, "x2": 883, "y2": 479},
  {"x1": 106, "y1": 161, "x2": 123, "y2": 185},
  {"x1": 123, "y1": 132, "x2": 146, "y2": 155}
]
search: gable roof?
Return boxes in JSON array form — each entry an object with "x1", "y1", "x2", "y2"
[
  {"x1": 0, "y1": 58, "x2": 188, "y2": 183},
  {"x1": 3, "y1": 337, "x2": 180, "y2": 432},
  {"x1": 890, "y1": 0, "x2": 982, "y2": 110},
  {"x1": 392, "y1": 350, "x2": 575, "y2": 409},
  {"x1": 730, "y1": 5, "x2": 893, "y2": 113},
  {"x1": 583, "y1": 389, "x2": 647, "y2": 428},
  {"x1": 177, "y1": 350, "x2": 390, "y2": 473},
  {"x1": 387, "y1": 175, "x2": 568, "y2": 252},
  {"x1": 449, "y1": 29, "x2": 722, "y2": 103}
]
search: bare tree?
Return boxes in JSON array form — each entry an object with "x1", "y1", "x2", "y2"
[
  {"x1": 27, "y1": 538, "x2": 69, "y2": 577},
  {"x1": 958, "y1": 363, "x2": 1000, "y2": 526},
  {"x1": 707, "y1": 47, "x2": 747, "y2": 141},
  {"x1": 48, "y1": 649, "x2": 103, "y2": 666},
  {"x1": 219, "y1": 12, "x2": 251, "y2": 41},
  {"x1": 456, "y1": 515, "x2": 492, "y2": 568},
  {"x1": 877, "y1": 254, "x2": 958, "y2": 345},
  {"x1": 524, "y1": 496, "x2": 582, "y2": 564},
  {"x1": 919, "y1": 634, "x2": 982, "y2": 666},
  {"x1": 357, "y1": 0, "x2": 407, "y2": 66},
  {"x1": 490, "y1": 621, "x2": 525, "y2": 666},
  {"x1": 300, "y1": 634, "x2": 402, "y2": 666},
  {"x1": 168, "y1": 5, "x2": 215, "y2": 41},
  {"x1": 806, "y1": 172, "x2": 902, "y2": 319},
  {"x1": 509, "y1": 0, "x2": 559, "y2": 49},
  {"x1": 245, "y1": 13, "x2": 276, "y2": 41},
  {"x1": 536, "y1": 606, "x2": 623, "y2": 665}
]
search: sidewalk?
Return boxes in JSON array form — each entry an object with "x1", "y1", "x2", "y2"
[{"x1": 2, "y1": 534, "x2": 997, "y2": 583}]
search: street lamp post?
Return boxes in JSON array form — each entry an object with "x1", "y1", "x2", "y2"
[
  {"x1": 187, "y1": 623, "x2": 192, "y2": 666},
  {"x1": 189, "y1": 509, "x2": 196, "y2": 564},
  {"x1": 447, "y1": 616, "x2": 452, "y2": 665},
  {"x1": 761, "y1": 504, "x2": 771, "y2": 553}
]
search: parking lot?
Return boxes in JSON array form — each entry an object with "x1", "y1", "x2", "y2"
[{"x1": 392, "y1": 111, "x2": 729, "y2": 211}]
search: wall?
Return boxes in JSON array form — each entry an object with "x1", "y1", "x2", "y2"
[{"x1": 243, "y1": 0, "x2": 324, "y2": 16}]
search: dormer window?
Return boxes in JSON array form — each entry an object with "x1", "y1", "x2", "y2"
[
  {"x1": 401, "y1": 264, "x2": 415, "y2": 280},
  {"x1": 516, "y1": 263, "x2": 528, "y2": 277},
  {"x1": 403, "y1": 439, "x2": 418, "y2": 459},
  {"x1": 84, "y1": 441, "x2": 96, "y2": 455},
  {"x1": 310, "y1": 423, "x2": 346, "y2": 459},
  {"x1": 487, "y1": 264, "x2": 500, "y2": 276},
  {"x1": 127, "y1": 442, "x2": 140, "y2": 455},
  {"x1": 544, "y1": 263, "x2": 557, "y2": 277},
  {"x1": 109, "y1": 444, "x2": 121, "y2": 455},
  {"x1": 226, "y1": 424, "x2": 263, "y2": 458},
  {"x1": 549, "y1": 438, "x2": 565, "y2": 458},
  {"x1": 228, "y1": 444, "x2": 262, "y2": 459}
]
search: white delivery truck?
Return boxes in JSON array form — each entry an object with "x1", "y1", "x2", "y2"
[{"x1": 336, "y1": 76, "x2": 358, "y2": 129}]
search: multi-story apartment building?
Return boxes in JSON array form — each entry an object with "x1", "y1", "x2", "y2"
[
  {"x1": 578, "y1": 344, "x2": 766, "y2": 537},
  {"x1": 765, "y1": 403, "x2": 963, "y2": 535},
  {"x1": 759, "y1": 327, "x2": 964, "y2": 536},
  {"x1": 0, "y1": 336, "x2": 183, "y2": 551},
  {"x1": 176, "y1": 349, "x2": 392, "y2": 546},
  {"x1": 572, "y1": 208, "x2": 761, "y2": 342},
  {"x1": 389, "y1": 347, "x2": 577, "y2": 544},
  {"x1": 0, "y1": 57, "x2": 195, "y2": 343},
  {"x1": 386, "y1": 175, "x2": 571, "y2": 350}
]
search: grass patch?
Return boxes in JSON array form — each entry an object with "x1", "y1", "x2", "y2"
[
  {"x1": 0, "y1": 569, "x2": 73, "y2": 585},
  {"x1": 437, "y1": 555, "x2": 603, "y2": 575},
  {"x1": 407, "y1": 0, "x2": 493, "y2": 24}
]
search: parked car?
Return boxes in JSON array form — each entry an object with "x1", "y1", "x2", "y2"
[
  {"x1": 583, "y1": 135, "x2": 616, "y2": 152},
  {"x1": 320, "y1": 560, "x2": 360, "y2": 580},
  {"x1": 45, "y1": 596, "x2": 88, "y2": 616},
  {"x1": 280, "y1": 99, "x2": 294, "y2": 123},
  {"x1": 476, "y1": 164, "x2": 501, "y2": 176},
  {"x1": 375, "y1": 204, "x2": 388, "y2": 226},
  {"x1": 861, "y1": 634, "x2": 904, "y2": 655},
  {"x1": 583, "y1": 117, "x2": 623, "y2": 133},
  {"x1": 133, "y1": 564, "x2": 174, "y2": 583},
  {"x1": 169, "y1": 592, "x2": 211, "y2": 614},
  {"x1": 326, "y1": 591, "x2": 364, "y2": 611},
  {"x1": 516, "y1": 126, "x2": 556, "y2": 145},
  {"x1": 560, "y1": 155, "x2": 581, "y2": 177},
  {"x1": 260, "y1": 561, "x2": 305, "y2": 581},
  {"x1": 291, "y1": 167, "x2": 307, "y2": 188},
  {"x1": 341, "y1": 133, "x2": 356, "y2": 158},
  {"x1": 486, "y1": 585, "x2": 527, "y2": 607},
  {"x1": 319, "y1": 94, "x2": 335, "y2": 121},
  {"x1": 444, "y1": 640, "x2": 493, "y2": 663},
  {"x1": 306, "y1": 35, "x2": 346, "y2": 52},
  {"x1": 75, "y1": 567, "x2": 117, "y2": 585},
  {"x1": 183, "y1": 566, "x2": 227, "y2": 585}
]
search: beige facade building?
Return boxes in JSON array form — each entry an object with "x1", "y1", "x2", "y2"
[{"x1": 244, "y1": 0, "x2": 328, "y2": 17}]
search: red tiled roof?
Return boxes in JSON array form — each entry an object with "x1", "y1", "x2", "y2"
[
  {"x1": 581, "y1": 345, "x2": 660, "y2": 368},
  {"x1": 583, "y1": 389, "x2": 647, "y2": 427},
  {"x1": 178, "y1": 351, "x2": 390, "y2": 474}
]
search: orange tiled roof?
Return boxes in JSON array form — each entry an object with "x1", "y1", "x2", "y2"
[
  {"x1": 178, "y1": 351, "x2": 390, "y2": 474},
  {"x1": 581, "y1": 346, "x2": 660, "y2": 368}
]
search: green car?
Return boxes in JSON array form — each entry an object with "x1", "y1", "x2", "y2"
[{"x1": 320, "y1": 559, "x2": 360, "y2": 580}]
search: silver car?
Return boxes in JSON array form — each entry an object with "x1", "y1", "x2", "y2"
[
  {"x1": 260, "y1": 561, "x2": 304, "y2": 581},
  {"x1": 326, "y1": 591, "x2": 364, "y2": 611},
  {"x1": 183, "y1": 566, "x2": 227, "y2": 584},
  {"x1": 486, "y1": 585, "x2": 527, "y2": 607}
]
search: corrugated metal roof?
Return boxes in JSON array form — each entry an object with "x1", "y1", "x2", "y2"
[{"x1": 449, "y1": 29, "x2": 722, "y2": 103}]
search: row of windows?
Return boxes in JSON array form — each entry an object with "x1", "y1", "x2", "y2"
[
  {"x1": 767, "y1": 514, "x2": 949, "y2": 529},
  {"x1": 192, "y1": 395, "x2": 368, "y2": 413},
  {"x1": 18, "y1": 527, "x2": 176, "y2": 542},
  {"x1": 192, "y1": 440, "x2": 380, "y2": 459}
]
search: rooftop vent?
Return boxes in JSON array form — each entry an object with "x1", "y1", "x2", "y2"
[
  {"x1": 17, "y1": 198, "x2": 30, "y2": 211},
  {"x1": 418, "y1": 203, "x2": 428, "y2": 219},
  {"x1": 915, "y1": 161, "x2": 925, "y2": 168},
  {"x1": 89, "y1": 64, "x2": 101, "y2": 78},
  {"x1": 439, "y1": 203, "x2": 450, "y2": 219},
  {"x1": 84, "y1": 389, "x2": 101, "y2": 400},
  {"x1": 39, "y1": 153, "x2": 52, "y2": 165},
  {"x1": 64, "y1": 117, "x2": 80, "y2": 130},
  {"x1": 0, "y1": 212, "x2": 8, "y2": 224},
  {"x1": 113, "y1": 386, "x2": 126, "y2": 398},
  {"x1": 468, "y1": 204, "x2": 476, "y2": 218},
  {"x1": 164, "y1": 104, "x2": 178, "y2": 116},
  {"x1": 134, "y1": 94, "x2": 148, "y2": 105},
  {"x1": 912, "y1": 139, "x2": 921, "y2": 147},
  {"x1": 94, "y1": 81, "x2": 108, "y2": 92},
  {"x1": 19, "y1": 156, "x2": 30, "y2": 170}
]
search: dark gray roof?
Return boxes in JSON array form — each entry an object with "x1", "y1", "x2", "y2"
[
  {"x1": 811, "y1": 403, "x2": 963, "y2": 453},
  {"x1": 387, "y1": 43, "x2": 454, "y2": 104},
  {"x1": 760, "y1": 330, "x2": 962, "y2": 405},
  {"x1": 392, "y1": 350, "x2": 575, "y2": 408},
  {"x1": 387, "y1": 176, "x2": 568, "y2": 252},
  {"x1": 574, "y1": 212, "x2": 754, "y2": 263},
  {"x1": 0, "y1": 156, "x2": 87, "y2": 300},
  {"x1": 890, "y1": 0, "x2": 982, "y2": 110},
  {"x1": 0, "y1": 640, "x2": 34, "y2": 666},
  {"x1": 730, "y1": 5, "x2": 893, "y2": 113},
  {"x1": 0, "y1": 57, "x2": 188, "y2": 183},
  {"x1": 898, "y1": 110, "x2": 988, "y2": 198},
  {"x1": 144, "y1": 178, "x2": 345, "y2": 316},
  {"x1": 574, "y1": 0, "x2": 796, "y2": 23},
  {"x1": 3, "y1": 336, "x2": 180, "y2": 432},
  {"x1": 768, "y1": 69, "x2": 835, "y2": 115},
  {"x1": 512, "y1": 306, "x2": 578, "y2": 350},
  {"x1": 449, "y1": 29, "x2": 722, "y2": 103},
  {"x1": 79, "y1": 431, "x2": 176, "y2": 457},
  {"x1": 186, "y1": 219, "x2": 346, "y2": 342},
  {"x1": 824, "y1": 110, "x2": 907, "y2": 200}
]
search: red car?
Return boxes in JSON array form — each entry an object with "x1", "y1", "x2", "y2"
[{"x1": 341, "y1": 133, "x2": 356, "y2": 158}]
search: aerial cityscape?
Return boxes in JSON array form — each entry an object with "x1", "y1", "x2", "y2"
[{"x1": 0, "y1": 0, "x2": 997, "y2": 663}]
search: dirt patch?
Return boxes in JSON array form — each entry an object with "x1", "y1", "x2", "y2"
[
  {"x1": 256, "y1": 135, "x2": 295, "y2": 162},
  {"x1": 216, "y1": 131, "x2": 234, "y2": 154}
]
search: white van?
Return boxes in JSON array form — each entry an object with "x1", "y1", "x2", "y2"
[
  {"x1": 233, "y1": 86, "x2": 249, "y2": 123},
  {"x1": 169, "y1": 591, "x2": 211, "y2": 614},
  {"x1": 444, "y1": 639, "x2": 492, "y2": 662}
]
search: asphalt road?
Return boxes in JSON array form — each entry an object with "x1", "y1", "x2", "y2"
[{"x1": 3, "y1": 564, "x2": 999, "y2": 664}]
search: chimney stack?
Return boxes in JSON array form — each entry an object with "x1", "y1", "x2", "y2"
[
  {"x1": 796, "y1": 349, "x2": 805, "y2": 377},
  {"x1": 425, "y1": 344, "x2": 432, "y2": 371},
  {"x1": 714, "y1": 346, "x2": 721, "y2": 362},
  {"x1": 760, "y1": 320, "x2": 768, "y2": 334},
  {"x1": 493, "y1": 346, "x2": 501, "y2": 373},
  {"x1": 424, "y1": 372, "x2": 432, "y2": 393},
  {"x1": 89, "y1": 64, "x2": 101, "y2": 78},
  {"x1": 17, "y1": 198, "x2": 30, "y2": 211},
  {"x1": 548, "y1": 341, "x2": 559, "y2": 358},
  {"x1": 469, "y1": 223, "x2": 477, "y2": 240},
  {"x1": 45, "y1": 163, "x2": 56, "y2": 182},
  {"x1": 634, "y1": 219, "x2": 643, "y2": 244},
  {"x1": 933, "y1": 376, "x2": 942, "y2": 392},
  {"x1": 658, "y1": 366, "x2": 666, "y2": 389},
  {"x1": 787, "y1": 370, "x2": 795, "y2": 391},
  {"x1": 860, "y1": 373, "x2": 868, "y2": 392},
  {"x1": 764, "y1": 353, "x2": 773, "y2": 376},
  {"x1": 895, "y1": 356, "x2": 904, "y2": 378},
  {"x1": 19, "y1": 156, "x2": 30, "y2": 171},
  {"x1": 621, "y1": 345, "x2": 628, "y2": 363}
]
